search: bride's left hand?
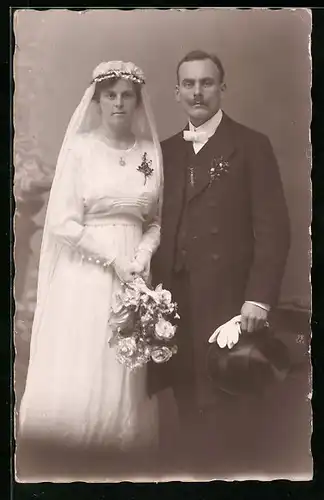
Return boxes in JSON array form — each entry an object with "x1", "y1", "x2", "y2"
[{"x1": 132, "y1": 249, "x2": 151, "y2": 282}]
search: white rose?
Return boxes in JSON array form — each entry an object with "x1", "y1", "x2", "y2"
[
  {"x1": 124, "y1": 287, "x2": 141, "y2": 307},
  {"x1": 161, "y1": 290, "x2": 172, "y2": 305},
  {"x1": 154, "y1": 284, "x2": 174, "y2": 306},
  {"x1": 117, "y1": 337, "x2": 137, "y2": 357},
  {"x1": 155, "y1": 318, "x2": 176, "y2": 340},
  {"x1": 151, "y1": 346, "x2": 173, "y2": 364}
]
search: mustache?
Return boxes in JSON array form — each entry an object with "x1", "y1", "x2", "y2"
[{"x1": 192, "y1": 99, "x2": 206, "y2": 105}]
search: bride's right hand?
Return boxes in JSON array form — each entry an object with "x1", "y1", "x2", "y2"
[{"x1": 113, "y1": 257, "x2": 140, "y2": 283}]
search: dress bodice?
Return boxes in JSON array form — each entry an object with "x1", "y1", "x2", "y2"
[{"x1": 77, "y1": 133, "x2": 160, "y2": 222}]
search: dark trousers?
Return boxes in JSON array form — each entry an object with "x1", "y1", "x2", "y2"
[
  {"x1": 164, "y1": 269, "x2": 269, "y2": 474},
  {"x1": 166, "y1": 269, "x2": 222, "y2": 471},
  {"x1": 169, "y1": 269, "x2": 197, "y2": 410}
]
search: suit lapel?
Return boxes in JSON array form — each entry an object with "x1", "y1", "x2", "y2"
[
  {"x1": 187, "y1": 113, "x2": 237, "y2": 202},
  {"x1": 166, "y1": 131, "x2": 189, "y2": 190},
  {"x1": 162, "y1": 131, "x2": 189, "y2": 223}
]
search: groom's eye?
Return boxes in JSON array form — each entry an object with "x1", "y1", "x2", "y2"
[
  {"x1": 202, "y1": 79, "x2": 214, "y2": 87},
  {"x1": 182, "y1": 80, "x2": 194, "y2": 88}
]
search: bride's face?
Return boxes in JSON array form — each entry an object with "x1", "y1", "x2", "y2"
[{"x1": 98, "y1": 79, "x2": 138, "y2": 131}]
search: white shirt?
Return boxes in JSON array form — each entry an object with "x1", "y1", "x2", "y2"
[
  {"x1": 189, "y1": 108, "x2": 223, "y2": 154},
  {"x1": 189, "y1": 110, "x2": 270, "y2": 313}
]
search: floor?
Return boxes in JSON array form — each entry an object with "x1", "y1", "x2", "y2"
[{"x1": 14, "y1": 308, "x2": 312, "y2": 482}]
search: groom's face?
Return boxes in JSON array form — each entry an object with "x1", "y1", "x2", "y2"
[{"x1": 176, "y1": 59, "x2": 225, "y2": 127}]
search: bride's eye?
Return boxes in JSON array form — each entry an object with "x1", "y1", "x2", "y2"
[
  {"x1": 123, "y1": 91, "x2": 135, "y2": 99},
  {"x1": 103, "y1": 91, "x2": 116, "y2": 100}
]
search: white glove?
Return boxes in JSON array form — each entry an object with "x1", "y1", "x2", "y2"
[{"x1": 208, "y1": 315, "x2": 242, "y2": 349}]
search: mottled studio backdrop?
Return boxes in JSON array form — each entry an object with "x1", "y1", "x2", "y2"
[{"x1": 13, "y1": 9, "x2": 311, "y2": 405}]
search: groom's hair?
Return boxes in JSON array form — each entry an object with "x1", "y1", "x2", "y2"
[{"x1": 176, "y1": 50, "x2": 225, "y2": 84}]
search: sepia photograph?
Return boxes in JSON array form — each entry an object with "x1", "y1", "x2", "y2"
[{"x1": 13, "y1": 8, "x2": 312, "y2": 482}]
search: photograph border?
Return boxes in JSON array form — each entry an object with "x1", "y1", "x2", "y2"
[{"x1": 5, "y1": 5, "x2": 323, "y2": 499}]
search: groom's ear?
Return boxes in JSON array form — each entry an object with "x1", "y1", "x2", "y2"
[
  {"x1": 175, "y1": 85, "x2": 181, "y2": 102},
  {"x1": 220, "y1": 82, "x2": 227, "y2": 92}
]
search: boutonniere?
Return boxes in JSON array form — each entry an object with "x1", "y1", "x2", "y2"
[
  {"x1": 137, "y1": 152, "x2": 154, "y2": 185},
  {"x1": 209, "y1": 156, "x2": 230, "y2": 186}
]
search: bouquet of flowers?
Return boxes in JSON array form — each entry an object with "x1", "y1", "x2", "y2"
[{"x1": 109, "y1": 276, "x2": 180, "y2": 370}]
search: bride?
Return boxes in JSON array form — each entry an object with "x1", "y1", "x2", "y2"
[{"x1": 17, "y1": 61, "x2": 163, "y2": 472}]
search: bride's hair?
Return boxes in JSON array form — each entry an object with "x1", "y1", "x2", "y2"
[{"x1": 92, "y1": 77, "x2": 142, "y2": 106}]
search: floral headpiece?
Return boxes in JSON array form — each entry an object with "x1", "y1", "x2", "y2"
[{"x1": 91, "y1": 61, "x2": 145, "y2": 85}]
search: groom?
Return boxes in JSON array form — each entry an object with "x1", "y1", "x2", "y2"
[{"x1": 150, "y1": 50, "x2": 290, "y2": 468}]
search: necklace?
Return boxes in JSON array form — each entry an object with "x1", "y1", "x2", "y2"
[
  {"x1": 118, "y1": 140, "x2": 137, "y2": 166},
  {"x1": 96, "y1": 129, "x2": 137, "y2": 166}
]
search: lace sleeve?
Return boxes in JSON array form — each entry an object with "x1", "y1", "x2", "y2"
[{"x1": 136, "y1": 198, "x2": 161, "y2": 257}]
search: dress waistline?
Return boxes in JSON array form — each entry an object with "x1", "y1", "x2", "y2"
[{"x1": 83, "y1": 213, "x2": 142, "y2": 227}]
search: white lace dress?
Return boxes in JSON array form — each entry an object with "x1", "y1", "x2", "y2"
[{"x1": 18, "y1": 133, "x2": 161, "y2": 453}]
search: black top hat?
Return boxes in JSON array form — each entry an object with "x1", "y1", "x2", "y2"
[{"x1": 206, "y1": 327, "x2": 292, "y2": 397}]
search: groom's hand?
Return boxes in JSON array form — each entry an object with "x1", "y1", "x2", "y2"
[{"x1": 240, "y1": 302, "x2": 268, "y2": 333}]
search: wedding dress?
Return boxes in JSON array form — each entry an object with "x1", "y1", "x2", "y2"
[{"x1": 19, "y1": 134, "x2": 161, "y2": 451}]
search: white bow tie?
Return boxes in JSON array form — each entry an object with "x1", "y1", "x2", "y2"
[{"x1": 183, "y1": 130, "x2": 209, "y2": 143}]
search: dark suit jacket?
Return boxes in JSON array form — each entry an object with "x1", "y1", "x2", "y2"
[{"x1": 149, "y1": 112, "x2": 290, "y2": 396}]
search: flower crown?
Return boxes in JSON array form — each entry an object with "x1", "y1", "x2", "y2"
[{"x1": 91, "y1": 61, "x2": 145, "y2": 85}]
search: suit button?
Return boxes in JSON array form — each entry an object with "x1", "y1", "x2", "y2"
[
  {"x1": 192, "y1": 235, "x2": 198, "y2": 240},
  {"x1": 211, "y1": 253, "x2": 220, "y2": 261},
  {"x1": 210, "y1": 227, "x2": 219, "y2": 235}
]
